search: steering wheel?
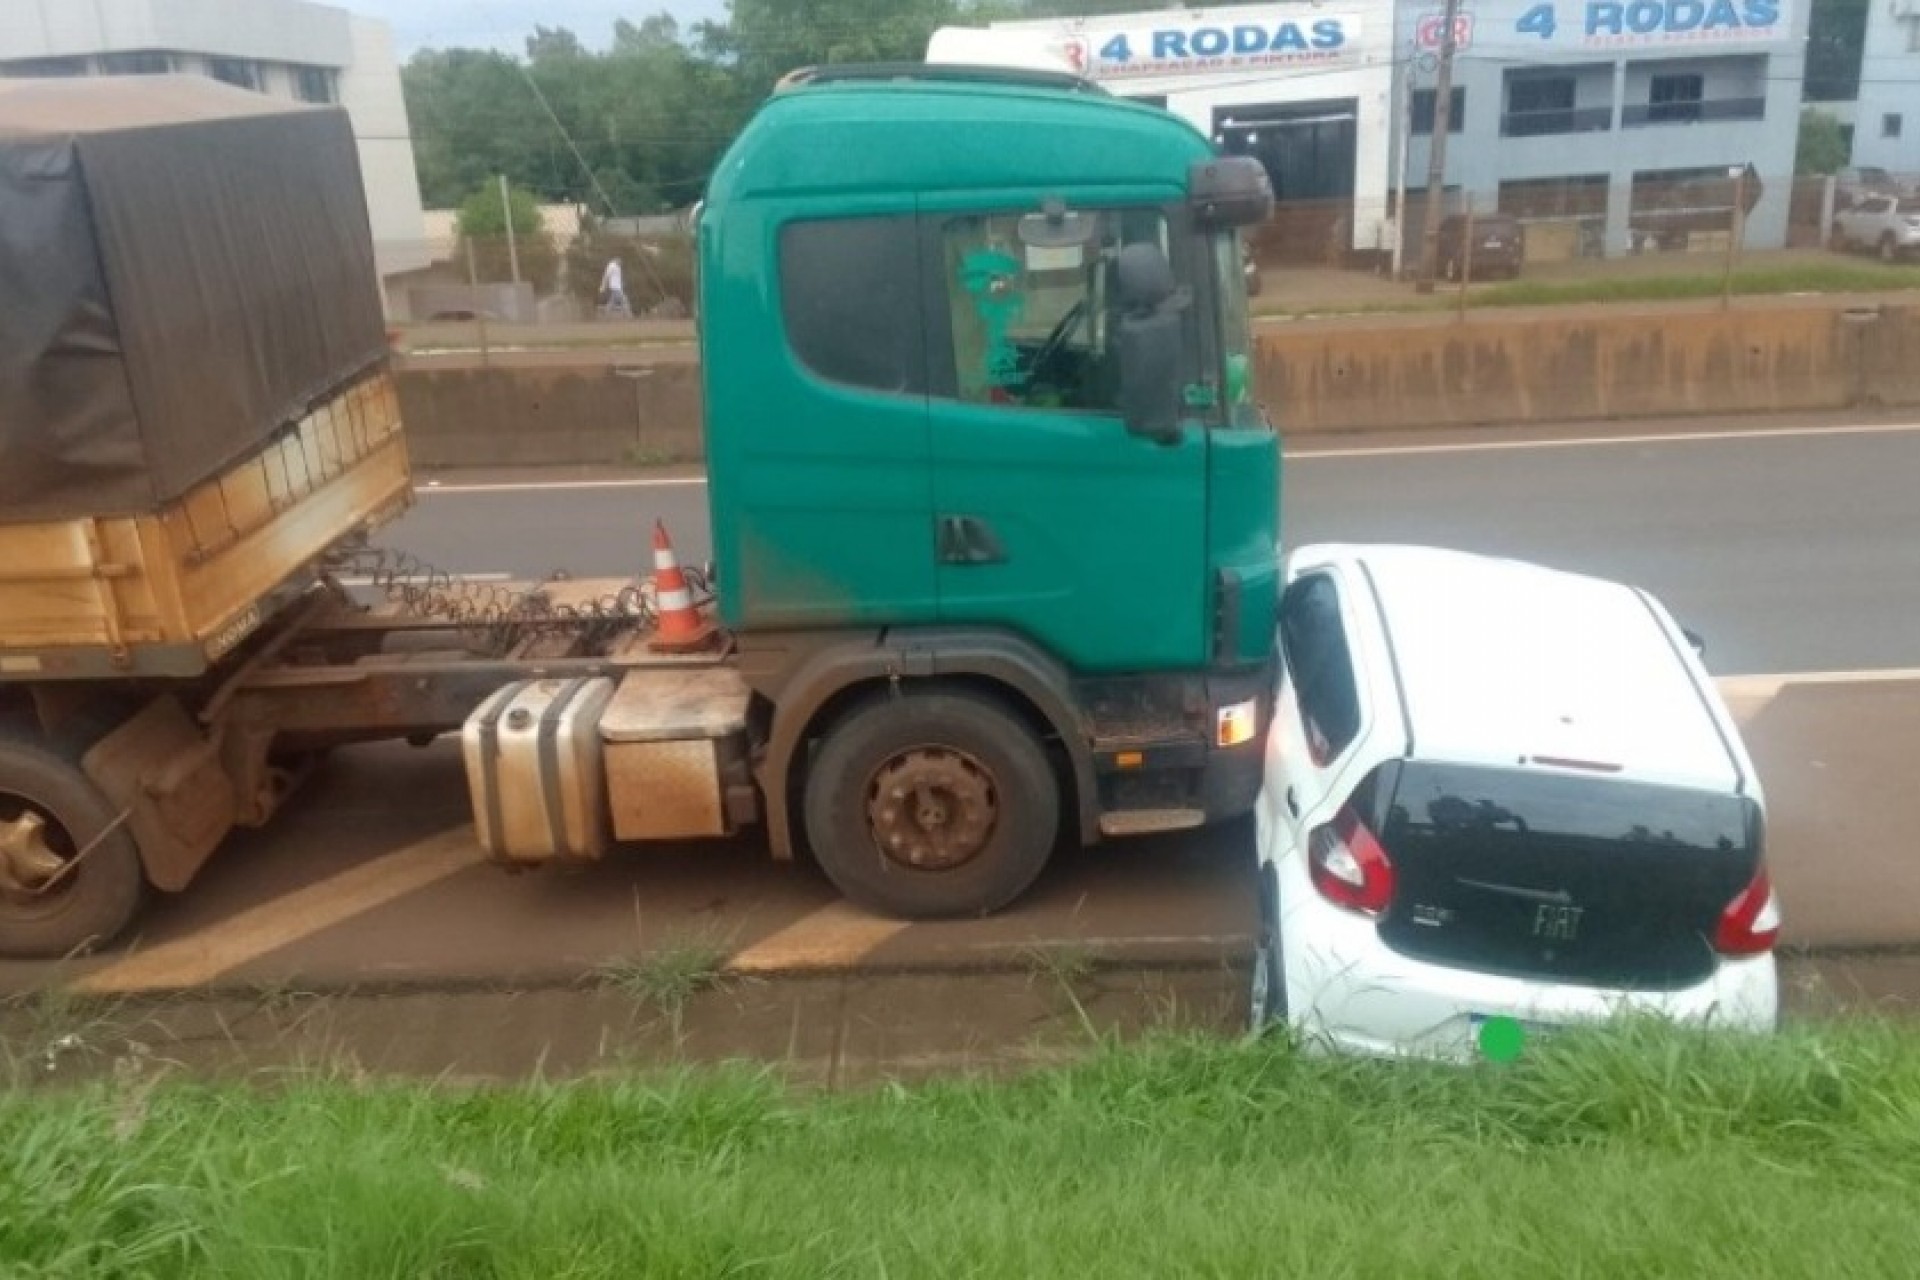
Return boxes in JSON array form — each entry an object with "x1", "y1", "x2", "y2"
[{"x1": 1023, "y1": 299, "x2": 1087, "y2": 391}]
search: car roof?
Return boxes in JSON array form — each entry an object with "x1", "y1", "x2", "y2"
[{"x1": 1294, "y1": 544, "x2": 1743, "y2": 793}]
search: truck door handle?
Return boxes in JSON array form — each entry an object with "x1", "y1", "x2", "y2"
[{"x1": 937, "y1": 516, "x2": 1007, "y2": 566}]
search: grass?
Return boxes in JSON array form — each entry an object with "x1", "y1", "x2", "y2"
[
  {"x1": 1471, "y1": 259, "x2": 1920, "y2": 309},
  {"x1": 4, "y1": 1018, "x2": 1920, "y2": 1278},
  {"x1": 595, "y1": 941, "x2": 733, "y2": 1028}
]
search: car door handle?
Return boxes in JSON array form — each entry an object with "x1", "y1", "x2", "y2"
[
  {"x1": 1285, "y1": 787, "x2": 1299, "y2": 817},
  {"x1": 937, "y1": 516, "x2": 1007, "y2": 566}
]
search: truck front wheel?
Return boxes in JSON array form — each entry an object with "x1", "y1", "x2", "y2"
[
  {"x1": 804, "y1": 690, "x2": 1059, "y2": 919},
  {"x1": 0, "y1": 732, "x2": 145, "y2": 959}
]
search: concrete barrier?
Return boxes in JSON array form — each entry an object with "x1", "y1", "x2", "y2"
[
  {"x1": 393, "y1": 301, "x2": 1920, "y2": 467},
  {"x1": 1254, "y1": 301, "x2": 1916, "y2": 435},
  {"x1": 397, "y1": 363, "x2": 704, "y2": 469}
]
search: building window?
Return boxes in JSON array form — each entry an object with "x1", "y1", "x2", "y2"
[
  {"x1": 99, "y1": 51, "x2": 172, "y2": 76},
  {"x1": 1498, "y1": 175, "x2": 1609, "y2": 220},
  {"x1": 1411, "y1": 87, "x2": 1466, "y2": 136},
  {"x1": 1502, "y1": 75, "x2": 1605, "y2": 137},
  {"x1": 1648, "y1": 73, "x2": 1704, "y2": 124},
  {"x1": 208, "y1": 58, "x2": 260, "y2": 91},
  {"x1": 780, "y1": 217, "x2": 926, "y2": 396},
  {"x1": 1886, "y1": 113, "x2": 1905, "y2": 140},
  {"x1": 294, "y1": 66, "x2": 337, "y2": 103},
  {"x1": 1, "y1": 56, "x2": 90, "y2": 77}
]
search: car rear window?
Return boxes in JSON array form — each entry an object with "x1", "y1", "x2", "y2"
[{"x1": 1373, "y1": 761, "x2": 1762, "y2": 990}]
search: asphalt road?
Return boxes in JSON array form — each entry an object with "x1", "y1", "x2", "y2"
[{"x1": 389, "y1": 412, "x2": 1920, "y2": 676}]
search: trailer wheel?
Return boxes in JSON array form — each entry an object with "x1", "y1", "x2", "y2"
[
  {"x1": 0, "y1": 732, "x2": 144, "y2": 959},
  {"x1": 804, "y1": 690, "x2": 1058, "y2": 919}
]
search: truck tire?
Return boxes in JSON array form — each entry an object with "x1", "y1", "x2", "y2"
[
  {"x1": 803, "y1": 689, "x2": 1059, "y2": 919},
  {"x1": 0, "y1": 731, "x2": 144, "y2": 959}
]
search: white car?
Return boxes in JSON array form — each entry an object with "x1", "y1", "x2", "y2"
[
  {"x1": 1832, "y1": 194, "x2": 1920, "y2": 261},
  {"x1": 1249, "y1": 545, "x2": 1779, "y2": 1060}
]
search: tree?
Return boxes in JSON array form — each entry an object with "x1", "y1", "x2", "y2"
[
  {"x1": 1796, "y1": 110, "x2": 1851, "y2": 177},
  {"x1": 455, "y1": 183, "x2": 560, "y2": 288}
]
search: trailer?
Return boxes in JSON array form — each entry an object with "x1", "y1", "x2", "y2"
[{"x1": 1, "y1": 66, "x2": 1281, "y2": 959}]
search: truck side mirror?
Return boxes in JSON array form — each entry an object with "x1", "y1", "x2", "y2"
[{"x1": 1115, "y1": 243, "x2": 1184, "y2": 444}]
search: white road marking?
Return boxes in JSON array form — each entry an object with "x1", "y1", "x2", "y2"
[
  {"x1": 74, "y1": 828, "x2": 489, "y2": 996},
  {"x1": 727, "y1": 901, "x2": 909, "y2": 974},
  {"x1": 1291, "y1": 419, "x2": 1920, "y2": 460},
  {"x1": 405, "y1": 420, "x2": 1920, "y2": 493},
  {"x1": 420, "y1": 475, "x2": 709, "y2": 495}
]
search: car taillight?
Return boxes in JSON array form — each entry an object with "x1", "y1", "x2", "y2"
[
  {"x1": 1714, "y1": 867, "x2": 1781, "y2": 956},
  {"x1": 1308, "y1": 809, "x2": 1395, "y2": 916}
]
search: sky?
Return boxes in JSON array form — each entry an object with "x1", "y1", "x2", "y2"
[{"x1": 346, "y1": 0, "x2": 731, "y2": 57}]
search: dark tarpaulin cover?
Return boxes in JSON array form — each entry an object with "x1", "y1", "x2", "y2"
[{"x1": 0, "y1": 77, "x2": 387, "y2": 522}]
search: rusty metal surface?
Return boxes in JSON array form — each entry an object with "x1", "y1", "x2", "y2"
[
  {"x1": 600, "y1": 666, "x2": 750, "y2": 743},
  {"x1": 606, "y1": 739, "x2": 729, "y2": 841},
  {"x1": 80, "y1": 696, "x2": 236, "y2": 893}
]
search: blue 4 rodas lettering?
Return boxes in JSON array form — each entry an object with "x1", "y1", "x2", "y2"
[
  {"x1": 1144, "y1": 20, "x2": 1347, "y2": 61},
  {"x1": 1514, "y1": 0, "x2": 1781, "y2": 38}
]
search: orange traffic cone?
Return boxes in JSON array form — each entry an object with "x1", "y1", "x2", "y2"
[{"x1": 648, "y1": 519, "x2": 716, "y2": 652}]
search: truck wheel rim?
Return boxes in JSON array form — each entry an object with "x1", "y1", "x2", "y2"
[
  {"x1": 866, "y1": 747, "x2": 997, "y2": 872},
  {"x1": 0, "y1": 799, "x2": 76, "y2": 913}
]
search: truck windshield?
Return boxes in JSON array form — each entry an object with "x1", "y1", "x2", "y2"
[{"x1": 1210, "y1": 230, "x2": 1261, "y2": 429}]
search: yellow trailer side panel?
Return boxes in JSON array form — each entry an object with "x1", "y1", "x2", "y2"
[{"x1": 0, "y1": 371, "x2": 410, "y2": 679}]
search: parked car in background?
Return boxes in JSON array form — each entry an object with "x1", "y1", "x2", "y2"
[
  {"x1": 1248, "y1": 545, "x2": 1780, "y2": 1060},
  {"x1": 1832, "y1": 195, "x2": 1920, "y2": 262},
  {"x1": 1437, "y1": 212, "x2": 1524, "y2": 280},
  {"x1": 1835, "y1": 165, "x2": 1903, "y2": 211}
]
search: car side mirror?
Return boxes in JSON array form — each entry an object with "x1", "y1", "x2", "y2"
[{"x1": 1683, "y1": 628, "x2": 1706, "y2": 659}]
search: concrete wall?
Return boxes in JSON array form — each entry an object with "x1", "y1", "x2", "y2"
[
  {"x1": 393, "y1": 302, "x2": 1920, "y2": 467},
  {"x1": 1255, "y1": 303, "x2": 1920, "y2": 434},
  {"x1": 397, "y1": 364, "x2": 705, "y2": 469}
]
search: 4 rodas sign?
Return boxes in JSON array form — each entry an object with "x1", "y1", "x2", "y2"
[
  {"x1": 1064, "y1": 10, "x2": 1365, "y2": 79},
  {"x1": 1504, "y1": 0, "x2": 1786, "y2": 44}
]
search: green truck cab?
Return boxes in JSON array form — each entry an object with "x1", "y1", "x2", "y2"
[{"x1": 700, "y1": 65, "x2": 1280, "y2": 916}]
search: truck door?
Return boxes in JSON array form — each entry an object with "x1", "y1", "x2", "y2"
[
  {"x1": 921, "y1": 203, "x2": 1209, "y2": 673},
  {"x1": 708, "y1": 205, "x2": 937, "y2": 630}
]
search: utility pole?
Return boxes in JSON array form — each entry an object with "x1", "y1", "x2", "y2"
[
  {"x1": 1414, "y1": 0, "x2": 1463, "y2": 295},
  {"x1": 499, "y1": 174, "x2": 522, "y2": 288},
  {"x1": 1392, "y1": 52, "x2": 1418, "y2": 282}
]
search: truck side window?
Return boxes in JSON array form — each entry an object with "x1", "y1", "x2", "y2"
[
  {"x1": 939, "y1": 210, "x2": 1169, "y2": 415},
  {"x1": 780, "y1": 216, "x2": 926, "y2": 395},
  {"x1": 1279, "y1": 574, "x2": 1361, "y2": 764}
]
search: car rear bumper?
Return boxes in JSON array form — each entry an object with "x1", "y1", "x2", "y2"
[{"x1": 1277, "y1": 872, "x2": 1778, "y2": 1061}]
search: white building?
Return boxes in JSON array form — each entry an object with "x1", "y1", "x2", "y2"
[
  {"x1": 938, "y1": 0, "x2": 1808, "y2": 262},
  {"x1": 1849, "y1": 0, "x2": 1920, "y2": 173},
  {"x1": 0, "y1": 0, "x2": 429, "y2": 281}
]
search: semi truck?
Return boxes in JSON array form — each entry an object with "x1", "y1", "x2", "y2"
[{"x1": 0, "y1": 64, "x2": 1279, "y2": 960}]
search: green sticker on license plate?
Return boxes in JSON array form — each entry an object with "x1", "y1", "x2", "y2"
[{"x1": 1473, "y1": 1015, "x2": 1529, "y2": 1063}]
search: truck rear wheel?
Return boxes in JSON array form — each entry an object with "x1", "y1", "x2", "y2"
[
  {"x1": 804, "y1": 690, "x2": 1059, "y2": 919},
  {"x1": 0, "y1": 732, "x2": 144, "y2": 958}
]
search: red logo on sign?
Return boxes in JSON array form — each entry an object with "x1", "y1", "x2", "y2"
[
  {"x1": 1416, "y1": 13, "x2": 1475, "y2": 49},
  {"x1": 1060, "y1": 38, "x2": 1090, "y2": 73}
]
